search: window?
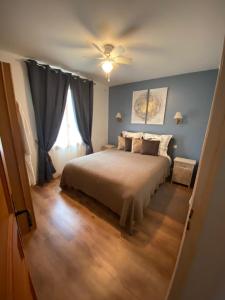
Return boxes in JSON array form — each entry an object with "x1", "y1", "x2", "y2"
[{"x1": 54, "y1": 87, "x2": 82, "y2": 149}]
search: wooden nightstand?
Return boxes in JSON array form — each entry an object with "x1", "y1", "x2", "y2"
[
  {"x1": 172, "y1": 157, "x2": 196, "y2": 187},
  {"x1": 101, "y1": 144, "x2": 116, "y2": 151}
]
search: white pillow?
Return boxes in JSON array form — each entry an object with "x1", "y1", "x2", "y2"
[
  {"x1": 122, "y1": 131, "x2": 143, "y2": 139},
  {"x1": 143, "y1": 133, "x2": 173, "y2": 158}
]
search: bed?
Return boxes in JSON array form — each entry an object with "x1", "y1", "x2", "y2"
[{"x1": 60, "y1": 149, "x2": 170, "y2": 232}]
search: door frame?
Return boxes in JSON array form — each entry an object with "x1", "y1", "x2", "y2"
[
  {"x1": 0, "y1": 62, "x2": 36, "y2": 233},
  {"x1": 166, "y1": 38, "x2": 225, "y2": 299}
]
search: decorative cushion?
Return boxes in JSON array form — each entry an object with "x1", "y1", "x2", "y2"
[
  {"x1": 143, "y1": 133, "x2": 173, "y2": 158},
  {"x1": 122, "y1": 131, "x2": 143, "y2": 139},
  {"x1": 124, "y1": 137, "x2": 132, "y2": 151},
  {"x1": 117, "y1": 136, "x2": 125, "y2": 150},
  {"x1": 141, "y1": 139, "x2": 160, "y2": 156},
  {"x1": 131, "y1": 138, "x2": 142, "y2": 153}
]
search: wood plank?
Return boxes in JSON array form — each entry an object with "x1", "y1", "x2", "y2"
[{"x1": 23, "y1": 180, "x2": 190, "y2": 300}]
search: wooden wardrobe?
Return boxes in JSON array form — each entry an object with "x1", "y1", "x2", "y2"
[{"x1": 0, "y1": 61, "x2": 37, "y2": 299}]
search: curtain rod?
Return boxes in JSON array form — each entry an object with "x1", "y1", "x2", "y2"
[{"x1": 26, "y1": 59, "x2": 96, "y2": 85}]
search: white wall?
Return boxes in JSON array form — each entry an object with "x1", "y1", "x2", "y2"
[
  {"x1": 92, "y1": 82, "x2": 109, "y2": 151},
  {"x1": 0, "y1": 50, "x2": 38, "y2": 181},
  {"x1": 0, "y1": 49, "x2": 109, "y2": 183}
]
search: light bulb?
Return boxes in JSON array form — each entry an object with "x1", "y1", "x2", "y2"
[{"x1": 101, "y1": 60, "x2": 113, "y2": 74}]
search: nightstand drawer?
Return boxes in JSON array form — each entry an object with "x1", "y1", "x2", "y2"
[
  {"x1": 172, "y1": 166, "x2": 193, "y2": 186},
  {"x1": 172, "y1": 157, "x2": 196, "y2": 187},
  {"x1": 174, "y1": 161, "x2": 194, "y2": 170}
]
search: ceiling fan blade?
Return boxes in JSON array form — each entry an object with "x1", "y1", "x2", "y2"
[
  {"x1": 114, "y1": 56, "x2": 132, "y2": 64},
  {"x1": 92, "y1": 42, "x2": 104, "y2": 54},
  {"x1": 82, "y1": 53, "x2": 105, "y2": 59},
  {"x1": 112, "y1": 45, "x2": 125, "y2": 56},
  {"x1": 117, "y1": 23, "x2": 141, "y2": 39}
]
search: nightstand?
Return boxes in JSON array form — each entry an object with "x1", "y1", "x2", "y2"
[
  {"x1": 101, "y1": 144, "x2": 116, "y2": 151},
  {"x1": 172, "y1": 157, "x2": 196, "y2": 187}
]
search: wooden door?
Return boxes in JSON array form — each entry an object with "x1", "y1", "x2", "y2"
[
  {"x1": 0, "y1": 61, "x2": 36, "y2": 234},
  {"x1": 166, "y1": 39, "x2": 225, "y2": 299},
  {"x1": 0, "y1": 152, "x2": 37, "y2": 300}
]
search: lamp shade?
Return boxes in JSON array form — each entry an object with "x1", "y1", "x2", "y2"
[
  {"x1": 174, "y1": 112, "x2": 183, "y2": 124},
  {"x1": 115, "y1": 112, "x2": 122, "y2": 120}
]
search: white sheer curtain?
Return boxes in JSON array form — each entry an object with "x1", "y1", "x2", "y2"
[{"x1": 50, "y1": 87, "x2": 85, "y2": 176}]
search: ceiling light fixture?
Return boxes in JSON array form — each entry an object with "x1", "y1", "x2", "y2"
[
  {"x1": 101, "y1": 60, "x2": 114, "y2": 82},
  {"x1": 91, "y1": 43, "x2": 132, "y2": 83}
]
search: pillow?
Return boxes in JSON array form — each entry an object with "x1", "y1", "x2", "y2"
[
  {"x1": 131, "y1": 138, "x2": 142, "y2": 153},
  {"x1": 143, "y1": 133, "x2": 173, "y2": 158},
  {"x1": 117, "y1": 136, "x2": 125, "y2": 150},
  {"x1": 124, "y1": 137, "x2": 132, "y2": 151},
  {"x1": 122, "y1": 131, "x2": 143, "y2": 139},
  {"x1": 141, "y1": 139, "x2": 160, "y2": 156}
]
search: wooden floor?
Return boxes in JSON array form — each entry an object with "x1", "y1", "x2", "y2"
[{"x1": 23, "y1": 179, "x2": 191, "y2": 300}]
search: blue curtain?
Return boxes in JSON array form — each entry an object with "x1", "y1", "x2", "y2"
[
  {"x1": 70, "y1": 76, "x2": 94, "y2": 154},
  {"x1": 26, "y1": 60, "x2": 70, "y2": 185}
]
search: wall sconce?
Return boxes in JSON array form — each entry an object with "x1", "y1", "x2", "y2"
[
  {"x1": 115, "y1": 112, "x2": 122, "y2": 122},
  {"x1": 174, "y1": 112, "x2": 183, "y2": 124}
]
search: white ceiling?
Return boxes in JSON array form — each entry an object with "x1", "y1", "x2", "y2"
[{"x1": 0, "y1": 0, "x2": 224, "y2": 86}]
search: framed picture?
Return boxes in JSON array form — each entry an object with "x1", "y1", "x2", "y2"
[
  {"x1": 131, "y1": 87, "x2": 168, "y2": 125},
  {"x1": 146, "y1": 87, "x2": 168, "y2": 124},
  {"x1": 131, "y1": 89, "x2": 148, "y2": 124}
]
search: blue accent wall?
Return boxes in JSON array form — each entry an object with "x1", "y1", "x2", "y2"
[{"x1": 108, "y1": 70, "x2": 218, "y2": 161}]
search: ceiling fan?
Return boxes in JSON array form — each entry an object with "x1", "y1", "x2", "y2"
[{"x1": 92, "y1": 43, "x2": 132, "y2": 82}]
